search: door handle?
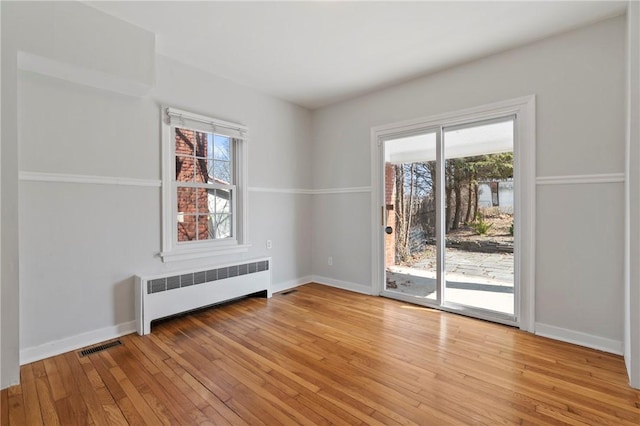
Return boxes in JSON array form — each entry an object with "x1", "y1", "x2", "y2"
[{"x1": 385, "y1": 226, "x2": 393, "y2": 235}]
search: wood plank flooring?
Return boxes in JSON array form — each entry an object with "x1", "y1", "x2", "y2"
[{"x1": 2, "y1": 283, "x2": 640, "y2": 425}]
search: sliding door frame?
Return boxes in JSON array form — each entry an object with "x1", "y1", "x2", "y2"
[{"x1": 370, "y1": 96, "x2": 536, "y2": 332}]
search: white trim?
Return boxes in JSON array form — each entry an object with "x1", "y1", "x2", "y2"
[
  {"x1": 370, "y1": 127, "x2": 383, "y2": 298},
  {"x1": 536, "y1": 173, "x2": 625, "y2": 185},
  {"x1": 625, "y1": 0, "x2": 640, "y2": 389},
  {"x1": 18, "y1": 178, "x2": 374, "y2": 195},
  {"x1": 20, "y1": 321, "x2": 137, "y2": 365},
  {"x1": 372, "y1": 95, "x2": 536, "y2": 138},
  {"x1": 249, "y1": 187, "x2": 315, "y2": 195},
  {"x1": 18, "y1": 51, "x2": 151, "y2": 98},
  {"x1": 313, "y1": 186, "x2": 372, "y2": 195},
  {"x1": 436, "y1": 128, "x2": 444, "y2": 307},
  {"x1": 518, "y1": 97, "x2": 537, "y2": 333},
  {"x1": 159, "y1": 243, "x2": 251, "y2": 262},
  {"x1": 370, "y1": 95, "x2": 536, "y2": 332},
  {"x1": 19, "y1": 171, "x2": 161, "y2": 187},
  {"x1": 248, "y1": 186, "x2": 372, "y2": 195},
  {"x1": 271, "y1": 275, "x2": 313, "y2": 294},
  {"x1": 380, "y1": 290, "x2": 518, "y2": 328},
  {"x1": 535, "y1": 323, "x2": 623, "y2": 355},
  {"x1": 164, "y1": 106, "x2": 248, "y2": 140},
  {"x1": 312, "y1": 275, "x2": 375, "y2": 296},
  {"x1": 237, "y1": 130, "x2": 249, "y2": 245}
]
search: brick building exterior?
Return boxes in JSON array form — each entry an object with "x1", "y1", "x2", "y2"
[{"x1": 175, "y1": 128, "x2": 210, "y2": 241}]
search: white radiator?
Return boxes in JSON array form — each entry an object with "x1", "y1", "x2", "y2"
[{"x1": 135, "y1": 258, "x2": 271, "y2": 335}]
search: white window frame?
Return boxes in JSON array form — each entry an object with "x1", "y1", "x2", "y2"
[{"x1": 160, "y1": 106, "x2": 250, "y2": 262}]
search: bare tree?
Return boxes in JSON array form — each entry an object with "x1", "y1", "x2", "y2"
[
  {"x1": 394, "y1": 164, "x2": 408, "y2": 262},
  {"x1": 390, "y1": 153, "x2": 512, "y2": 262}
]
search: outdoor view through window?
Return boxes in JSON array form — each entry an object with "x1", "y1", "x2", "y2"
[
  {"x1": 384, "y1": 118, "x2": 515, "y2": 317},
  {"x1": 175, "y1": 128, "x2": 234, "y2": 242}
]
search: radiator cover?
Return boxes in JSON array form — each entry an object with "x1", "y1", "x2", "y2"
[{"x1": 135, "y1": 258, "x2": 271, "y2": 335}]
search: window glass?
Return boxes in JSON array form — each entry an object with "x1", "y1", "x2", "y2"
[{"x1": 174, "y1": 127, "x2": 235, "y2": 242}]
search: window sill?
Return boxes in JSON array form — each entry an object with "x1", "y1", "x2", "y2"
[{"x1": 160, "y1": 243, "x2": 251, "y2": 263}]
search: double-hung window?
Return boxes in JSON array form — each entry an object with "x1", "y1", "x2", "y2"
[{"x1": 160, "y1": 107, "x2": 249, "y2": 262}]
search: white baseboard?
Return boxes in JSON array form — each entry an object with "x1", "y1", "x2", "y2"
[
  {"x1": 20, "y1": 321, "x2": 137, "y2": 365},
  {"x1": 311, "y1": 275, "x2": 375, "y2": 295},
  {"x1": 271, "y1": 276, "x2": 313, "y2": 294},
  {"x1": 535, "y1": 323, "x2": 623, "y2": 355}
]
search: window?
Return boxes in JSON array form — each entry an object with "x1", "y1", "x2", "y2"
[{"x1": 160, "y1": 107, "x2": 249, "y2": 262}]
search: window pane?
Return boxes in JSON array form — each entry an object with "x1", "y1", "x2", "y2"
[
  {"x1": 204, "y1": 188, "x2": 232, "y2": 214},
  {"x1": 194, "y1": 158, "x2": 208, "y2": 183},
  {"x1": 176, "y1": 128, "x2": 213, "y2": 183},
  {"x1": 194, "y1": 131, "x2": 208, "y2": 159},
  {"x1": 206, "y1": 160, "x2": 215, "y2": 183},
  {"x1": 177, "y1": 187, "x2": 196, "y2": 215},
  {"x1": 175, "y1": 128, "x2": 195, "y2": 156},
  {"x1": 197, "y1": 188, "x2": 209, "y2": 213},
  {"x1": 177, "y1": 214, "x2": 196, "y2": 241},
  {"x1": 383, "y1": 131, "x2": 438, "y2": 301},
  {"x1": 214, "y1": 160, "x2": 231, "y2": 184},
  {"x1": 443, "y1": 118, "x2": 515, "y2": 315},
  {"x1": 207, "y1": 215, "x2": 216, "y2": 239},
  {"x1": 216, "y1": 188, "x2": 232, "y2": 214},
  {"x1": 176, "y1": 156, "x2": 195, "y2": 182},
  {"x1": 211, "y1": 214, "x2": 232, "y2": 239},
  {"x1": 197, "y1": 215, "x2": 209, "y2": 241},
  {"x1": 212, "y1": 135, "x2": 230, "y2": 161},
  {"x1": 206, "y1": 160, "x2": 231, "y2": 184}
]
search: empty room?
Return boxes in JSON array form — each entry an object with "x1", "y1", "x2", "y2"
[{"x1": 2, "y1": 1, "x2": 640, "y2": 424}]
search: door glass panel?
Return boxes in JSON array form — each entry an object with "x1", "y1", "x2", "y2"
[
  {"x1": 443, "y1": 119, "x2": 515, "y2": 315},
  {"x1": 384, "y1": 131, "x2": 438, "y2": 301}
]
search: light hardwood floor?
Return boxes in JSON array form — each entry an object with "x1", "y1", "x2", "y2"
[{"x1": 2, "y1": 283, "x2": 640, "y2": 425}]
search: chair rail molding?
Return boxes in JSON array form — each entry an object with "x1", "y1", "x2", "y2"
[
  {"x1": 536, "y1": 173, "x2": 625, "y2": 185},
  {"x1": 19, "y1": 171, "x2": 161, "y2": 188}
]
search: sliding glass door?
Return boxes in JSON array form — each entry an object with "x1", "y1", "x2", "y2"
[
  {"x1": 381, "y1": 116, "x2": 517, "y2": 325},
  {"x1": 383, "y1": 129, "x2": 441, "y2": 303},
  {"x1": 442, "y1": 118, "x2": 515, "y2": 319}
]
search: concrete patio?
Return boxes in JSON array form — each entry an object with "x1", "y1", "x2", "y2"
[{"x1": 386, "y1": 248, "x2": 514, "y2": 314}]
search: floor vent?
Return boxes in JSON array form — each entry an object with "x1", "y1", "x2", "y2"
[
  {"x1": 79, "y1": 340, "x2": 122, "y2": 357},
  {"x1": 280, "y1": 289, "x2": 298, "y2": 295}
]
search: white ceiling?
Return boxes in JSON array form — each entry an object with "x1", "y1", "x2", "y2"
[{"x1": 87, "y1": 1, "x2": 627, "y2": 110}]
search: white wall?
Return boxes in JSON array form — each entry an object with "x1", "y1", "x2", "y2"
[
  {"x1": 312, "y1": 192, "x2": 372, "y2": 294},
  {"x1": 9, "y1": 2, "x2": 154, "y2": 86},
  {"x1": 311, "y1": 16, "x2": 627, "y2": 351},
  {"x1": 625, "y1": 1, "x2": 640, "y2": 388},
  {"x1": 1, "y1": 0, "x2": 21, "y2": 389},
  {"x1": 4, "y1": 1, "x2": 312, "y2": 369}
]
